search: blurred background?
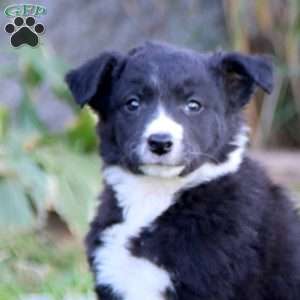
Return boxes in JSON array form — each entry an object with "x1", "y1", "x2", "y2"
[{"x1": 0, "y1": 0, "x2": 299, "y2": 299}]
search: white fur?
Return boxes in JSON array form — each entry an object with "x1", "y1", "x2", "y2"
[
  {"x1": 143, "y1": 107, "x2": 183, "y2": 140},
  {"x1": 140, "y1": 164, "x2": 185, "y2": 178},
  {"x1": 94, "y1": 168, "x2": 178, "y2": 300},
  {"x1": 181, "y1": 126, "x2": 250, "y2": 189},
  {"x1": 149, "y1": 74, "x2": 160, "y2": 89},
  {"x1": 93, "y1": 126, "x2": 249, "y2": 300},
  {"x1": 139, "y1": 107, "x2": 184, "y2": 167}
]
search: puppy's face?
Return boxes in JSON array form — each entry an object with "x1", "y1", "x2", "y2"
[
  {"x1": 104, "y1": 48, "x2": 226, "y2": 175},
  {"x1": 66, "y1": 42, "x2": 273, "y2": 177}
]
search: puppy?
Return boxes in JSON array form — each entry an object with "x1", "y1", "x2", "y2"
[{"x1": 66, "y1": 42, "x2": 300, "y2": 300}]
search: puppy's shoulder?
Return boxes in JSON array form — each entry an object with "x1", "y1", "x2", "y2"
[{"x1": 85, "y1": 186, "x2": 122, "y2": 262}]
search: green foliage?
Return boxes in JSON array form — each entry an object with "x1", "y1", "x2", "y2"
[
  {"x1": 65, "y1": 109, "x2": 98, "y2": 153},
  {"x1": 0, "y1": 46, "x2": 100, "y2": 237}
]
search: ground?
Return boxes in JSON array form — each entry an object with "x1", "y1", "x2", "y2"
[{"x1": 0, "y1": 231, "x2": 94, "y2": 300}]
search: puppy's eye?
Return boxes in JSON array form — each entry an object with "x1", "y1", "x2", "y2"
[
  {"x1": 125, "y1": 96, "x2": 140, "y2": 112},
  {"x1": 185, "y1": 99, "x2": 204, "y2": 113}
]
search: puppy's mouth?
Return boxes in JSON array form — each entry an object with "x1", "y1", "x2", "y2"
[
  {"x1": 137, "y1": 138, "x2": 186, "y2": 177},
  {"x1": 140, "y1": 164, "x2": 185, "y2": 178}
]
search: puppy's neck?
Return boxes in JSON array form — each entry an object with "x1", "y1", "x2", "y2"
[{"x1": 104, "y1": 125, "x2": 249, "y2": 195}]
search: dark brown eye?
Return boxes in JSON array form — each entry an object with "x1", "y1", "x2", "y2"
[
  {"x1": 185, "y1": 99, "x2": 204, "y2": 113},
  {"x1": 125, "y1": 96, "x2": 140, "y2": 112}
]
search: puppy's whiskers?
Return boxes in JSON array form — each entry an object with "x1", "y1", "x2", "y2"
[{"x1": 186, "y1": 149, "x2": 220, "y2": 164}]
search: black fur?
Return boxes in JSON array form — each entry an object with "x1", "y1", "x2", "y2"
[
  {"x1": 66, "y1": 42, "x2": 300, "y2": 300},
  {"x1": 130, "y1": 159, "x2": 300, "y2": 300},
  {"x1": 66, "y1": 42, "x2": 274, "y2": 174}
]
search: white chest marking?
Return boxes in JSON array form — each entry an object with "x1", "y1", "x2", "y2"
[
  {"x1": 94, "y1": 168, "x2": 180, "y2": 300},
  {"x1": 93, "y1": 126, "x2": 249, "y2": 300}
]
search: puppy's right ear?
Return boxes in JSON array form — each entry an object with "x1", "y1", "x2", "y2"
[{"x1": 65, "y1": 51, "x2": 125, "y2": 116}]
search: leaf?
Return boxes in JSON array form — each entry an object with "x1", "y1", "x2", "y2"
[
  {"x1": 18, "y1": 47, "x2": 45, "y2": 88},
  {"x1": 34, "y1": 145, "x2": 100, "y2": 236},
  {"x1": 0, "y1": 106, "x2": 10, "y2": 140},
  {"x1": 66, "y1": 109, "x2": 97, "y2": 152},
  {"x1": 10, "y1": 155, "x2": 48, "y2": 218},
  {"x1": 16, "y1": 91, "x2": 46, "y2": 134},
  {"x1": 23, "y1": 63, "x2": 44, "y2": 88},
  {"x1": 0, "y1": 178, "x2": 34, "y2": 230},
  {"x1": 56, "y1": 174, "x2": 93, "y2": 235}
]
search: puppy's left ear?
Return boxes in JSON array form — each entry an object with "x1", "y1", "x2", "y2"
[
  {"x1": 65, "y1": 51, "x2": 125, "y2": 117},
  {"x1": 214, "y1": 52, "x2": 274, "y2": 111}
]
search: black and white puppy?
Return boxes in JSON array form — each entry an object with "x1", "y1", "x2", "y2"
[{"x1": 66, "y1": 42, "x2": 300, "y2": 300}]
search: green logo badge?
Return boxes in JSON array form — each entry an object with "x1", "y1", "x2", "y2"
[
  {"x1": 4, "y1": 4, "x2": 47, "y2": 48},
  {"x1": 4, "y1": 4, "x2": 47, "y2": 18}
]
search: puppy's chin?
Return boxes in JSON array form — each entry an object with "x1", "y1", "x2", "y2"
[{"x1": 140, "y1": 164, "x2": 185, "y2": 178}]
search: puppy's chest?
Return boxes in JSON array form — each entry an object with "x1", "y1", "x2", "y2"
[{"x1": 93, "y1": 171, "x2": 180, "y2": 300}]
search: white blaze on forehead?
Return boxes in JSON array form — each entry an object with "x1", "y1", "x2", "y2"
[
  {"x1": 139, "y1": 106, "x2": 185, "y2": 173},
  {"x1": 149, "y1": 73, "x2": 160, "y2": 89},
  {"x1": 143, "y1": 106, "x2": 183, "y2": 141}
]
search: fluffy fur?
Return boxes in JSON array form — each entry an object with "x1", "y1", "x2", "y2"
[{"x1": 66, "y1": 42, "x2": 300, "y2": 300}]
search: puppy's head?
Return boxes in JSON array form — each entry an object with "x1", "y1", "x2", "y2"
[{"x1": 66, "y1": 42, "x2": 273, "y2": 178}]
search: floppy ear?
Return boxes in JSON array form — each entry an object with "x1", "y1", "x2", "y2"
[
  {"x1": 215, "y1": 52, "x2": 274, "y2": 111},
  {"x1": 65, "y1": 51, "x2": 124, "y2": 117}
]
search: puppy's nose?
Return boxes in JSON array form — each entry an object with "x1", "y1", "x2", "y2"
[{"x1": 148, "y1": 133, "x2": 173, "y2": 155}]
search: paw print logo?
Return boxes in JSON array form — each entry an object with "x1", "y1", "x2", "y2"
[{"x1": 5, "y1": 16, "x2": 45, "y2": 48}]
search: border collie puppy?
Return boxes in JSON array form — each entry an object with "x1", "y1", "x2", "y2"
[{"x1": 66, "y1": 42, "x2": 300, "y2": 300}]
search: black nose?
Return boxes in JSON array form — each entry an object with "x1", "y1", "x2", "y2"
[{"x1": 148, "y1": 133, "x2": 173, "y2": 155}]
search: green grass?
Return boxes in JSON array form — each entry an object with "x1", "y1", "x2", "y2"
[{"x1": 0, "y1": 231, "x2": 94, "y2": 300}]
